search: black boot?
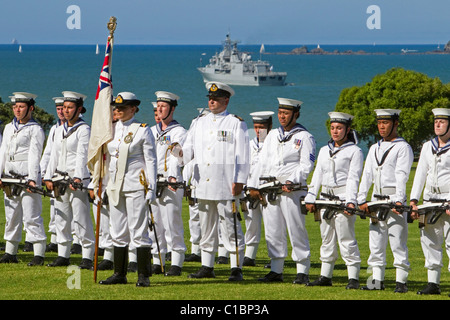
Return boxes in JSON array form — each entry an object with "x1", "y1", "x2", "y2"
[
  {"x1": 136, "y1": 247, "x2": 151, "y2": 287},
  {"x1": 99, "y1": 246, "x2": 128, "y2": 285}
]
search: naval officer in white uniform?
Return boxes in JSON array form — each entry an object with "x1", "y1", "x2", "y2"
[
  {"x1": 305, "y1": 111, "x2": 363, "y2": 289},
  {"x1": 0, "y1": 92, "x2": 47, "y2": 266},
  {"x1": 181, "y1": 82, "x2": 249, "y2": 281},
  {"x1": 44, "y1": 91, "x2": 95, "y2": 269},
  {"x1": 243, "y1": 111, "x2": 274, "y2": 266},
  {"x1": 99, "y1": 92, "x2": 157, "y2": 287},
  {"x1": 358, "y1": 109, "x2": 413, "y2": 293},
  {"x1": 248, "y1": 97, "x2": 316, "y2": 284},
  {"x1": 410, "y1": 108, "x2": 450, "y2": 295},
  {"x1": 150, "y1": 91, "x2": 187, "y2": 276}
]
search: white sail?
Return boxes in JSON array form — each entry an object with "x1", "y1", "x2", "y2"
[
  {"x1": 96, "y1": 44, "x2": 99, "y2": 55},
  {"x1": 19, "y1": 45, "x2": 22, "y2": 53}
]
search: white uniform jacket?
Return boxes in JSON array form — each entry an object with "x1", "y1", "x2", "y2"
[
  {"x1": 44, "y1": 119, "x2": 90, "y2": 184},
  {"x1": 153, "y1": 120, "x2": 186, "y2": 181},
  {"x1": 40, "y1": 120, "x2": 63, "y2": 178},
  {"x1": 357, "y1": 138, "x2": 413, "y2": 204},
  {"x1": 248, "y1": 124, "x2": 316, "y2": 189},
  {"x1": 106, "y1": 117, "x2": 157, "y2": 194},
  {"x1": 305, "y1": 140, "x2": 364, "y2": 204},
  {"x1": 0, "y1": 118, "x2": 44, "y2": 183},
  {"x1": 182, "y1": 110, "x2": 250, "y2": 200},
  {"x1": 410, "y1": 138, "x2": 450, "y2": 202}
]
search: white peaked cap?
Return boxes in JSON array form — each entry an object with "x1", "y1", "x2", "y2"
[
  {"x1": 250, "y1": 111, "x2": 274, "y2": 122},
  {"x1": 328, "y1": 111, "x2": 354, "y2": 123},
  {"x1": 52, "y1": 97, "x2": 65, "y2": 105},
  {"x1": 206, "y1": 81, "x2": 235, "y2": 97},
  {"x1": 374, "y1": 109, "x2": 401, "y2": 119},
  {"x1": 155, "y1": 91, "x2": 180, "y2": 103},
  {"x1": 62, "y1": 91, "x2": 87, "y2": 102},
  {"x1": 432, "y1": 108, "x2": 450, "y2": 119},
  {"x1": 12, "y1": 92, "x2": 37, "y2": 102},
  {"x1": 277, "y1": 97, "x2": 303, "y2": 110}
]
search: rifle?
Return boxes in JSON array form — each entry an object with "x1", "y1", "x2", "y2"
[
  {"x1": 155, "y1": 174, "x2": 186, "y2": 198},
  {"x1": 139, "y1": 169, "x2": 164, "y2": 273},
  {"x1": 366, "y1": 194, "x2": 413, "y2": 223},
  {"x1": 232, "y1": 199, "x2": 240, "y2": 266},
  {"x1": 415, "y1": 199, "x2": 450, "y2": 228},
  {"x1": 51, "y1": 170, "x2": 84, "y2": 197},
  {"x1": 1, "y1": 171, "x2": 54, "y2": 198},
  {"x1": 257, "y1": 176, "x2": 307, "y2": 207},
  {"x1": 302, "y1": 192, "x2": 367, "y2": 222}
]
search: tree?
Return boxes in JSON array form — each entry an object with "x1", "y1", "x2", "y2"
[
  {"x1": 334, "y1": 67, "x2": 450, "y2": 155},
  {"x1": 0, "y1": 99, "x2": 55, "y2": 134}
]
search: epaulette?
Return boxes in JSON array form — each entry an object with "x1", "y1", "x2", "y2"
[
  {"x1": 140, "y1": 123, "x2": 147, "y2": 127},
  {"x1": 232, "y1": 114, "x2": 244, "y2": 121},
  {"x1": 193, "y1": 113, "x2": 206, "y2": 120}
]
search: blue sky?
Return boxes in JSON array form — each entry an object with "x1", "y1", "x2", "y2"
[{"x1": 1, "y1": 0, "x2": 450, "y2": 45}]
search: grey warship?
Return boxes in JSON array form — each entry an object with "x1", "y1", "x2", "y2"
[{"x1": 198, "y1": 34, "x2": 287, "y2": 86}]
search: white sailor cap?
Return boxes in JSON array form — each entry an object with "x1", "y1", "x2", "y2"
[
  {"x1": 111, "y1": 92, "x2": 141, "y2": 107},
  {"x1": 9, "y1": 96, "x2": 16, "y2": 103},
  {"x1": 432, "y1": 108, "x2": 450, "y2": 120},
  {"x1": 12, "y1": 92, "x2": 37, "y2": 104},
  {"x1": 277, "y1": 97, "x2": 303, "y2": 111},
  {"x1": 155, "y1": 91, "x2": 179, "y2": 106},
  {"x1": 152, "y1": 102, "x2": 157, "y2": 110},
  {"x1": 374, "y1": 109, "x2": 401, "y2": 120},
  {"x1": 328, "y1": 111, "x2": 354, "y2": 124},
  {"x1": 250, "y1": 111, "x2": 274, "y2": 124},
  {"x1": 52, "y1": 97, "x2": 64, "y2": 106},
  {"x1": 206, "y1": 82, "x2": 235, "y2": 98},
  {"x1": 62, "y1": 91, "x2": 87, "y2": 113}
]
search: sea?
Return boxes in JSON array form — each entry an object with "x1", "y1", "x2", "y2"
[{"x1": 1, "y1": 43, "x2": 450, "y2": 155}]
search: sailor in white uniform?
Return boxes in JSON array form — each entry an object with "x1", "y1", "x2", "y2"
[
  {"x1": 0, "y1": 92, "x2": 47, "y2": 266},
  {"x1": 248, "y1": 97, "x2": 316, "y2": 284},
  {"x1": 44, "y1": 91, "x2": 95, "y2": 269},
  {"x1": 410, "y1": 108, "x2": 450, "y2": 295},
  {"x1": 243, "y1": 111, "x2": 274, "y2": 266},
  {"x1": 305, "y1": 112, "x2": 363, "y2": 289},
  {"x1": 40, "y1": 97, "x2": 66, "y2": 252},
  {"x1": 99, "y1": 92, "x2": 157, "y2": 287},
  {"x1": 181, "y1": 82, "x2": 250, "y2": 281},
  {"x1": 150, "y1": 91, "x2": 187, "y2": 276},
  {"x1": 358, "y1": 109, "x2": 413, "y2": 293},
  {"x1": 183, "y1": 107, "x2": 210, "y2": 263}
]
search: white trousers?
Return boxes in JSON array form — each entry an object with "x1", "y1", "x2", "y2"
[
  {"x1": 420, "y1": 213, "x2": 450, "y2": 284},
  {"x1": 54, "y1": 189, "x2": 95, "y2": 260},
  {"x1": 318, "y1": 210, "x2": 361, "y2": 279},
  {"x1": 150, "y1": 188, "x2": 186, "y2": 267},
  {"x1": 367, "y1": 211, "x2": 410, "y2": 282},
  {"x1": 262, "y1": 191, "x2": 310, "y2": 274},
  {"x1": 243, "y1": 204, "x2": 263, "y2": 260},
  {"x1": 109, "y1": 190, "x2": 151, "y2": 249},
  {"x1": 188, "y1": 201, "x2": 201, "y2": 255},
  {"x1": 3, "y1": 192, "x2": 46, "y2": 256},
  {"x1": 197, "y1": 199, "x2": 245, "y2": 268}
]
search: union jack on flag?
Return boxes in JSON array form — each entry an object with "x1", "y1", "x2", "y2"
[{"x1": 95, "y1": 39, "x2": 113, "y2": 100}]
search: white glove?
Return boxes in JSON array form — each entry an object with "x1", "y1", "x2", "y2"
[{"x1": 145, "y1": 190, "x2": 156, "y2": 203}]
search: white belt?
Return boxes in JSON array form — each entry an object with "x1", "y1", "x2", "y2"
[
  {"x1": 378, "y1": 187, "x2": 396, "y2": 195},
  {"x1": 8, "y1": 154, "x2": 28, "y2": 162},
  {"x1": 426, "y1": 185, "x2": 450, "y2": 194},
  {"x1": 322, "y1": 185, "x2": 346, "y2": 195}
]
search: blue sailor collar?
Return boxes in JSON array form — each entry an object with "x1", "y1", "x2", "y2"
[
  {"x1": 431, "y1": 136, "x2": 450, "y2": 155},
  {"x1": 277, "y1": 123, "x2": 307, "y2": 143},
  {"x1": 12, "y1": 117, "x2": 39, "y2": 133}
]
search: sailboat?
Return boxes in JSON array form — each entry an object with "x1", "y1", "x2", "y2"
[
  {"x1": 96, "y1": 44, "x2": 99, "y2": 55},
  {"x1": 18, "y1": 45, "x2": 22, "y2": 53}
]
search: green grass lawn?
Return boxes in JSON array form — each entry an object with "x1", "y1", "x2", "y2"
[{"x1": 0, "y1": 163, "x2": 449, "y2": 302}]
